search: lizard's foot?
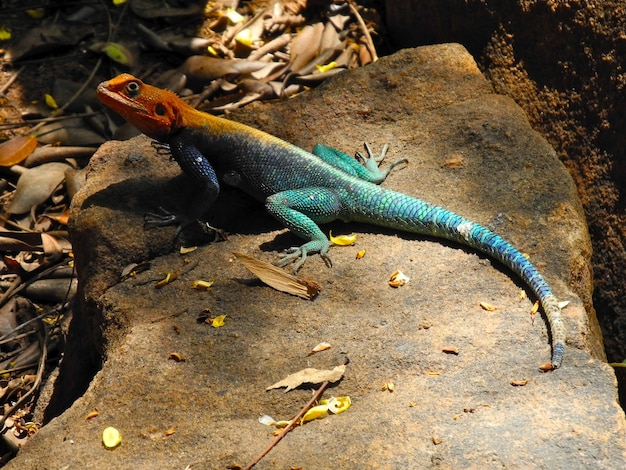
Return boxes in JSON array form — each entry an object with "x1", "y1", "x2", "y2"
[
  {"x1": 355, "y1": 143, "x2": 408, "y2": 179},
  {"x1": 145, "y1": 206, "x2": 183, "y2": 228},
  {"x1": 145, "y1": 207, "x2": 226, "y2": 243},
  {"x1": 276, "y1": 242, "x2": 332, "y2": 273}
]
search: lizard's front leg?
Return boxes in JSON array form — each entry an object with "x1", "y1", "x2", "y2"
[
  {"x1": 265, "y1": 188, "x2": 343, "y2": 272},
  {"x1": 145, "y1": 135, "x2": 221, "y2": 239}
]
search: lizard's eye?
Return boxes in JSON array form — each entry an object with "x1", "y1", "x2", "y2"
[
  {"x1": 155, "y1": 103, "x2": 166, "y2": 116},
  {"x1": 125, "y1": 81, "x2": 140, "y2": 97}
]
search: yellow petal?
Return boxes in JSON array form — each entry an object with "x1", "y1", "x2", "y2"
[
  {"x1": 102, "y1": 426, "x2": 122, "y2": 449},
  {"x1": 192, "y1": 279, "x2": 214, "y2": 290},
  {"x1": 225, "y1": 8, "x2": 244, "y2": 23},
  {"x1": 316, "y1": 61, "x2": 337, "y2": 73},
  {"x1": 155, "y1": 271, "x2": 178, "y2": 288},
  {"x1": 301, "y1": 404, "x2": 329, "y2": 424},
  {"x1": 329, "y1": 231, "x2": 357, "y2": 246},
  {"x1": 355, "y1": 249, "x2": 366, "y2": 259},
  {"x1": 326, "y1": 396, "x2": 351, "y2": 414},
  {"x1": 0, "y1": 26, "x2": 11, "y2": 41},
  {"x1": 235, "y1": 29, "x2": 253, "y2": 47},
  {"x1": 44, "y1": 93, "x2": 58, "y2": 110},
  {"x1": 211, "y1": 314, "x2": 227, "y2": 328}
]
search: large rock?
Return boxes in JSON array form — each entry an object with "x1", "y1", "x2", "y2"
[{"x1": 8, "y1": 44, "x2": 624, "y2": 468}]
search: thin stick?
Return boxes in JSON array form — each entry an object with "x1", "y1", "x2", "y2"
[
  {"x1": 242, "y1": 381, "x2": 330, "y2": 470},
  {"x1": 0, "y1": 66, "x2": 25, "y2": 95},
  {"x1": 349, "y1": 2, "x2": 378, "y2": 62}
]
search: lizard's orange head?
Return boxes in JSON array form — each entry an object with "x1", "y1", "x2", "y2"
[{"x1": 96, "y1": 74, "x2": 184, "y2": 142}]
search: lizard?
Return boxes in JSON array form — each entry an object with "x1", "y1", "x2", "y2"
[{"x1": 96, "y1": 73, "x2": 566, "y2": 370}]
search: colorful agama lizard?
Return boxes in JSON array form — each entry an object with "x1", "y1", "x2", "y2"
[{"x1": 96, "y1": 73, "x2": 566, "y2": 369}]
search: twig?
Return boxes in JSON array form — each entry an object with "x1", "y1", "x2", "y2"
[
  {"x1": 0, "y1": 111, "x2": 101, "y2": 130},
  {"x1": 0, "y1": 66, "x2": 25, "y2": 95},
  {"x1": 349, "y1": 2, "x2": 378, "y2": 62},
  {"x1": 150, "y1": 308, "x2": 189, "y2": 324},
  {"x1": 242, "y1": 381, "x2": 330, "y2": 470},
  {"x1": 0, "y1": 319, "x2": 48, "y2": 430}
]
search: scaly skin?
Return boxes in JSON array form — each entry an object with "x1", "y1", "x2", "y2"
[{"x1": 96, "y1": 73, "x2": 566, "y2": 369}]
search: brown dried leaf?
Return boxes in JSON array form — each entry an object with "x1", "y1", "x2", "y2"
[
  {"x1": 289, "y1": 22, "x2": 324, "y2": 73},
  {"x1": 232, "y1": 252, "x2": 321, "y2": 299},
  {"x1": 0, "y1": 231, "x2": 45, "y2": 251},
  {"x1": 267, "y1": 364, "x2": 346, "y2": 392},
  {"x1": 7, "y1": 162, "x2": 70, "y2": 214},
  {"x1": 178, "y1": 56, "x2": 268, "y2": 86},
  {"x1": 168, "y1": 352, "x2": 185, "y2": 362}
]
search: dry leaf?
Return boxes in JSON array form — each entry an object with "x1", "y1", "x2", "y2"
[
  {"x1": 7, "y1": 162, "x2": 70, "y2": 214},
  {"x1": 539, "y1": 362, "x2": 555, "y2": 372},
  {"x1": 289, "y1": 23, "x2": 324, "y2": 73},
  {"x1": 232, "y1": 252, "x2": 321, "y2": 299},
  {"x1": 267, "y1": 364, "x2": 346, "y2": 392},
  {"x1": 388, "y1": 270, "x2": 409, "y2": 287},
  {"x1": 168, "y1": 352, "x2": 185, "y2": 362},
  {"x1": 0, "y1": 135, "x2": 37, "y2": 167},
  {"x1": 510, "y1": 379, "x2": 528, "y2": 386},
  {"x1": 309, "y1": 342, "x2": 331, "y2": 354},
  {"x1": 479, "y1": 301, "x2": 497, "y2": 311},
  {"x1": 192, "y1": 279, "x2": 214, "y2": 290},
  {"x1": 155, "y1": 271, "x2": 178, "y2": 288},
  {"x1": 381, "y1": 382, "x2": 395, "y2": 392}
]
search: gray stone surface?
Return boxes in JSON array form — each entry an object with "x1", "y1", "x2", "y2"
[{"x1": 8, "y1": 44, "x2": 625, "y2": 469}]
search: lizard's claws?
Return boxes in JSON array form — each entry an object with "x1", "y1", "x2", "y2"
[
  {"x1": 145, "y1": 207, "x2": 226, "y2": 243},
  {"x1": 276, "y1": 245, "x2": 333, "y2": 273},
  {"x1": 145, "y1": 206, "x2": 184, "y2": 228}
]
